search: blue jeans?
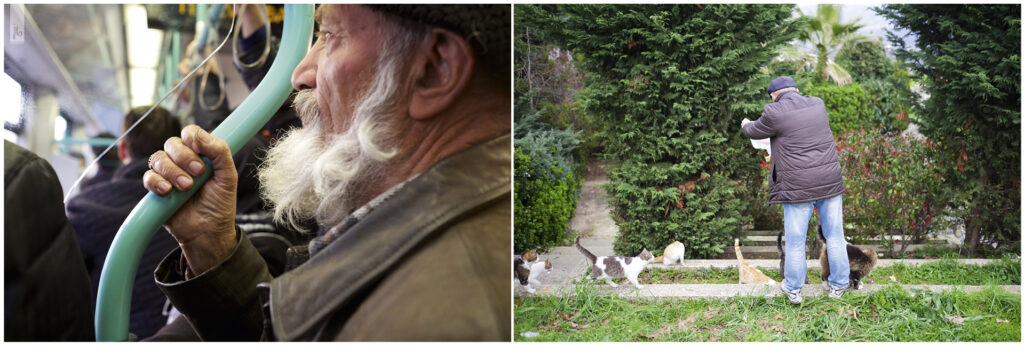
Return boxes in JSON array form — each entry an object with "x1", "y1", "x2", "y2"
[{"x1": 781, "y1": 194, "x2": 849, "y2": 292}]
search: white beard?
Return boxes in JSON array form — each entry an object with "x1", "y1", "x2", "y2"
[{"x1": 258, "y1": 58, "x2": 407, "y2": 232}]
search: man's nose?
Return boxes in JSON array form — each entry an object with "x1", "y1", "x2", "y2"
[{"x1": 291, "y1": 41, "x2": 320, "y2": 90}]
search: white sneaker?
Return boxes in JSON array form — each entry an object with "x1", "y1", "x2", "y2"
[
  {"x1": 827, "y1": 284, "x2": 847, "y2": 298},
  {"x1": 780, "y1": 284, "x2": 802, "y2": 304}
]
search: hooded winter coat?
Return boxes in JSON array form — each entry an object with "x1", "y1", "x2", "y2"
[{"x1": 742, "y1": 90, "x2": 845, "y2": 204}]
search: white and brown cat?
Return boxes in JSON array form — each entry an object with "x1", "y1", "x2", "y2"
[
  {"x1": 513, "y1": 250, "x2": 539, "y2": 287},
  {"x1": 652, "y1": 241, "x2": 685, "y2": 265},
  {"x1": 736, "y1": 238, "x2": 776, "y2": 285},
  {"x1": 524, "y1": 259, "x2": 552, "y2": 293},
  {"x1": 575, "y1": 235, "x2": 653, "y2": 288}
]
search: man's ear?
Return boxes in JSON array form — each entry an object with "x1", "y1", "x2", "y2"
[
  {"x1": 117, "y1": 139, "x2": 129, "y2": 163},
  {"x1": 407, "y1": 28, "x2": 475, "y2": 120}
]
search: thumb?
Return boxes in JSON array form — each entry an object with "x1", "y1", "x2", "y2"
[{"x1": 181, "y1": 125, "x2": 235, "y2": 176}]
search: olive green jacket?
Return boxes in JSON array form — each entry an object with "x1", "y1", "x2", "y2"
[{"x1": 155, "y1": 134, "x2": 511, "y2": 341}]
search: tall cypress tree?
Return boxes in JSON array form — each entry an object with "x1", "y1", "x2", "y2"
[
  {"x1": 877, "y1": 5, "x2": 1020, "y2": 255},
  {"x1": 530, "y1": 4, "x2": 802, "y2": 257}
]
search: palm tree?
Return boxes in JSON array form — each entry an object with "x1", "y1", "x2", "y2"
[{"x1": 782, "y1": 4, "x2": 874, "y2": 85}]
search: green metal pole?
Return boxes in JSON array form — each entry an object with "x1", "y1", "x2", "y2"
[{"x1": 94, "y1": 4, "x2": 313, "y2": 341}]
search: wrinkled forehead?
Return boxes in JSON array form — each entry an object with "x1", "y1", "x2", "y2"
[{"x1": 313, "y1": 5, "x2": 384, "y2": 32}]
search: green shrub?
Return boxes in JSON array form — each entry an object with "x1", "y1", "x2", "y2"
[
  {"x1": 514, "y1": 114, "x2": 582, "y2": 253},
  {"x1": 836, "y1": 39, "x2": 916, "y2": 134},
  {"x1": 801, "y1": 82, "x2": 872, "y2": 134},
  {"x1": 606, "y1": 163, "x2": 748, "y2": 258},
  {"x1": 838, "y1": 128, "x2": 947, "y2": 255}
]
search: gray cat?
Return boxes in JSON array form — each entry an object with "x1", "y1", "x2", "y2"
[{"x1": 575, "y1": 236, "x2": 653, "y2": 288}]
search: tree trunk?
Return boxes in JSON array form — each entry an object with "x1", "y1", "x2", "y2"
[
  {"x1": 964, "y1": 173, "x2": 987, "y2": 256},
  {"x1": 817, "y1": 46, "x2": 829, "y2": 82}
]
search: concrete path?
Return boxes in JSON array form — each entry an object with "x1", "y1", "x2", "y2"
[
  {"x1": 646, "y1": 258, "x2": 999, "y2": 270},
  {"x1": 568, "y1": 160, "x2": 618, "y2": 240}
]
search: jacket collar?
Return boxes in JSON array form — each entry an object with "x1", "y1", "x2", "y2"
[
  {"x1": 267, "y1": 134, "x2": 511, "y2": 340},
  {"x1": 774, "y1": 90, "x2": 800, "y2": 102}
]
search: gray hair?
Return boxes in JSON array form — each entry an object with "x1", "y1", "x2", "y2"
[{"x1": 771, "y1": 87, "x2": 799, "y2": 100}]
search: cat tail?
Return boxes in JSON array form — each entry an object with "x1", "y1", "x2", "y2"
[
  {"x1": 734, "y1": 238, "x2": 744, "y2": 262},
  {"x1": 575, "y1": 235, "x2": 597, "y2": 264},
  {"x1": 776, "y1": 231, "x2": 784, "y2": 256}
]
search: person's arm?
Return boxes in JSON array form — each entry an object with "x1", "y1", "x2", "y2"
[
  {"x1": 234, "y1": 4, "x2": 278, "y2": 91},
  {"x1": 239, "y1": 4, "x2": 266, "y2": 38},
  {"x1": 154, "y1": 228, "x2": 270, "y2": 341},
  {"x1": 741, "y1": 109, "x2": 777, "y2": 140},
  {"x1": 143, "y1": 126, "x2": 272, "y2": 340}
]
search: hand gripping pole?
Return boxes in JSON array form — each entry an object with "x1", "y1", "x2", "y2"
[{"x1": 94, "y1": 4, "x2": 313, "y2": 341}]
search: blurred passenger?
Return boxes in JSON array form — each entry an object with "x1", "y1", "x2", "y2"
[
  {"x1": 5, "y1": 140, "x2": 94, "y2": 341},
  {"x1": 78, "y1": 131, "x2": 121, "y2": 191},
  {"x1": 65, "y1": 106, "x2": 182, "y2": 339}
]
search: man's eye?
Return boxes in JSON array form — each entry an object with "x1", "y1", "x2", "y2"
[{"x1": 318, "y1": 31, "x2": 335, "y2": 41}]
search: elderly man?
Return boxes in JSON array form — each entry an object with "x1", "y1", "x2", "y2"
[
  {"x1": 143, "y1": 4, "x2": 510, "y2": 341},
  {"x1": 740, "y1": 76, "x2": 849, "y2": 305}
]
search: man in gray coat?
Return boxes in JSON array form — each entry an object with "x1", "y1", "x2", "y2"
[{"x1": 741, "y1": 76, "x2": 850, "y2": 304}]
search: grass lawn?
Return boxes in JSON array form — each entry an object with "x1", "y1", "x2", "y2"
[
  {"x1": 620, "y1": 255, "x2": 1021, "y2": 286},
  {"x1": 514, "y1": 285, "x2": 1020, "y2": 342}
]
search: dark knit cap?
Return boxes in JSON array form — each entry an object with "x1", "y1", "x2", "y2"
[
  {"x1": 767, "y1": 76, "x2": 796, "y2": 95},
  {"x1": 366, "y1": 4, "x2": 510, "y2": 71}
]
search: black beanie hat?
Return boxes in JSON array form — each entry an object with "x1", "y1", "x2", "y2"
[{"x1": 365, "y1": 4, "x2": 510, "y2": 71}]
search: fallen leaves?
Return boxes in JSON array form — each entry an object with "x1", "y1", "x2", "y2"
[
  {"x1": 944, "y1": 315, "x2": 992, "y2": 325},
  {"x1": 944, "y1": 315, "x2": 967, "y2": 325},
  {"x1": 889, "y1": 275, "x2": 899, "y2": 283},
  {"x1": 639, "y1": 314, "x2": 697, "y2": 340},
  {"x1": 845, "y1": 305, "x2": 860, "y2": 319},
  {"x1": 996, "y1": 318, "x2": 1009, "y2": 323},
  {"x1": 678, "y1": 315, "x2": 697, "y2": 331},
  {"x1": 639, "y1": 325, "x2": 673, "y2": 340},
  {"x1": 758, "y1": 320, "x2": 785, "y2": 332},
  {"x1": 773, "y1": 314, "x2": 784, "y2": 320},
  {"x1": 703, "y1": 307, "x2": 722, "y2": 320},
  {"x1": 539, "y1": 312, "x2": 589, "y2": 333}
]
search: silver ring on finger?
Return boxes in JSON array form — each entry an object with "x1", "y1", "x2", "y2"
[{"x1": 148, "y1": 153, "x2": 157, "y2": 170}]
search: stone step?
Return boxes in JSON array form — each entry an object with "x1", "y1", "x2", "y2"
[
  {"x1": 647, "y1": 258, "x2": 998, "y2": 270},
  {"x1": 742, "y1": 235, "x2": 949, "y2": 245},
  {"x1": 746, "y1": 230, "x2": 782, "y2": 237},
  {"x1": 517, "y1": 283, "x2": 1021, "y2": 299},
  {"x1": 717, "y1": 244, "x2": 954, "y2": 259}
]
